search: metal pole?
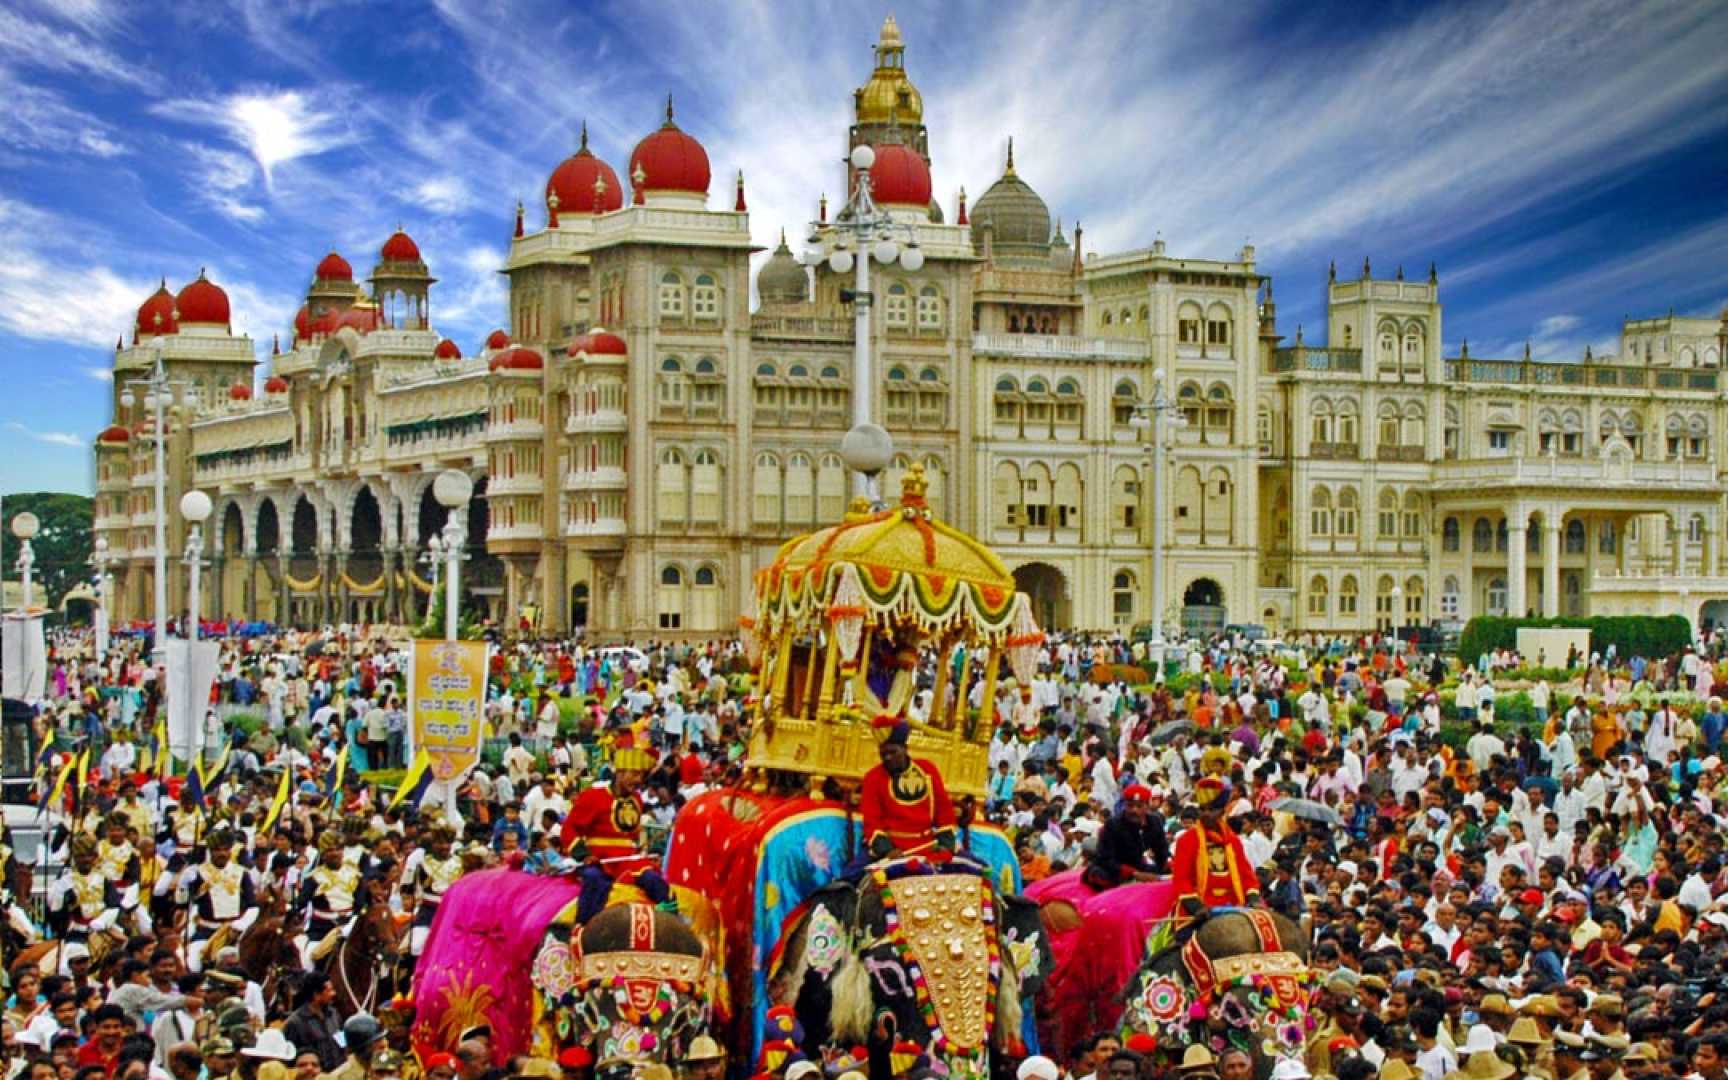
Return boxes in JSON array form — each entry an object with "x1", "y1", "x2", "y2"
[
  {"x1": 851, "y1": 227, "x2": 872, "y2": 498},
  {"x1": 186, "y1": 525, "x2": 203, "y2": 642},
  {"x1": 443, "y1": 516, "x2": 463, "y2": 642},
  {"x1": 1150, "y1": 388, "x2": 1167, "y2": 666},
  {"x1": 153, "y1": 391, "x2": 168, "y2": 654},
  {"x1": 18, "y1": 541, "x2": 32, "y2": 610}
]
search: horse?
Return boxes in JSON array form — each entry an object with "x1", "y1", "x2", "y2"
[
  {"x1": 322, "y1": 896, "x2": 402, "y2": 1020},
  {"x1": 238, "y1": 884, "x2": 304, "y2": 1016}
]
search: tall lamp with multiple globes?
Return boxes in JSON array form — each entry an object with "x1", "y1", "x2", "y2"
[
  {"x1": 1128, "y1": 369, "x2": 1186, "y2": 669},
  {"x1": 91, "y1": 536, "x2": 113, "y2": 664},
  {"x1": 431, "y1": 469, "x2": 473, "y2": 641},
  {"x1": 10, "y1": 511, "x2": 39, "y2": 611},
  {"x1": 804, "y1": 143, "x2": 925, "y2": 497}
]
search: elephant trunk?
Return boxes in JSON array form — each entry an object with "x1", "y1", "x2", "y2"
[{"x1": 828, "y1": 952, "x2": 873, "y2": 1045}]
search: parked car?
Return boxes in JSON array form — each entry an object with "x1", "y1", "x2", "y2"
[{"x1": 3, "y1": 802, "x2": 65, "y2": 912}]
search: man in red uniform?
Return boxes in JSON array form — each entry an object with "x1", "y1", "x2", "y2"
[
  {"x1": 1171, "y1": 776, "x2": 1261, "y2": 922},
  {"x1": 859, "y1": 721, "x2": 958, "y2": 861},
  {"x1": 557, "y1": 731, "x2": 664, "y2": 919}
]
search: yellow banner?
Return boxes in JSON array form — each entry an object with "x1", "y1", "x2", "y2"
[{"x1": 409, "y1": 640, "x2": 488, "y2": 781}]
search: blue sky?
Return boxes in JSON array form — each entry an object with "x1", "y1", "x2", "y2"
[{"x1": 2, "y1": 0, "x2": 1726, "y2": 496}]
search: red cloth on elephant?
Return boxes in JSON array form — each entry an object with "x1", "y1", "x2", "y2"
[
  {"x1": 1171, "y1": 823, "x2": 1260, "y2": 909},
  {"x1": 859, "y1": 758, "x2": 956, "y2": 854},
  {"x1": 557, "y1": 787, "x2": 653, "y2": 876}
]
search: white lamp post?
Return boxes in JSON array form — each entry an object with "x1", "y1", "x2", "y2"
[
  {"x1": 179, "y1": 490, "x2": 212, "y2": 641},
  {"x1": 120, "y1": 359, "x2": 185, "y2": 655},
  {"x1": 11, "y1": 512, "x2": 39, "y2": 611},
  {"x1": 1390, "y1": 583, "x2": 1404, "y2": 639},
  {"x1": 1130, "y1": 370, "x2": 1185, "y2": 669},
  {"x1": 432, "y1": 470, "x2": 473, "y2": 641},
  {"x1": 92, "y1": 537, "x2": 113, "y2": 664},
  {"x1": 805, "y1": 142, "x2": 927, "y2": 497}
]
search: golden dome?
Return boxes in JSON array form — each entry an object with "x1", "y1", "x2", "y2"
[{"x1": 854, "y1": 15, "x2": 923, "y2": 126}]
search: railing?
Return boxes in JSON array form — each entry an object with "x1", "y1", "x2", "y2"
[
  {"x1": 972, "y1": 332, "x2": 1151, "y2": 360},
  {"x1": 565, "y1": 409, "x2": 628, "y2": 434},
  {"x1": 484, "y1": 419, "x2": 545, "y2": 442},
  {"x1": 1440, "y1": 359, "x2": 1717, "y2": 391},
  {"x1": 563, "y1": 467, "x2": 627, "y2": 492},
  {"x1": 1311, "y1": 442, "x2": 1361, "y2": 460},
  {"x1": 1271, "y1": 347, "x2": 1363, "y2": 373},
  {"x1": 1434, "y1": 456, "x2": 1719, "y2": 487},
  {"x1": 1377, "y1": 445, "x2": 1426, "y2": 462},
  {"x1": 750, "y1": 315, "x2": 852, "y2": 339}
]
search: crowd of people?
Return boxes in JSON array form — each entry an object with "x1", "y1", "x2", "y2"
[{"x1": 3, "y1": 618, "x2": 1728, "y2": 1080}]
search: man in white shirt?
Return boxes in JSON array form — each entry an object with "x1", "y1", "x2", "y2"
[
  {"x1": 1679, "y1": 857, "x2": 1717, "y2": 914},
  {"x1": 522, "y1": 776, "x2": 569, "y2": 834},
  {"x1": 1242, "y1": 815, "x2": 1277, "y2": 869},
  {"x1": 1088, "y1": 746, "x2": 1119, "y2": 809},
  {"x1": 1466, "y1": 722, "x2": 1507, "y2": 775},
  {"x1": 1553, "y1": 771, "x2": 1586, "y2": 836},
  {"x1": 1423, "y1": 903, "x2": 1462, "y2": 954}
]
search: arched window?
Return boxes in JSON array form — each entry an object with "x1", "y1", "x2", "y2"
[
  {"x1": 993, "y1": 461, "x2": 1022, "y2": 531},
  {"x1": 692, "y1": 273, "x2": 719, "y2": 319},
  {"x1": 1487, "y1": 577, "x2": 1508, "y2": 616},
  {"x1": 821, "y1": 364, "x2": 841, "y2": 379},
  {"x1": 1336, "y1": 400, "x2": 1359, "y2": 445},
  {"x1": 1310, "y1": 486, "x2": 1333, "y2": 537},
  {"x1": 1598, "y1": 519, "x2": 1617, "y2": 555},
  {"x1": 1112, "y1": 465, "x2": 1139, "y2": 532},
  {"x1": 1444, "y1": 404, "x2": 1460, "y2": 458},
  {"x1": 1311, "y1": 399, "x2": 1334, "y2": 445},
  {"x1": 888, "y1": 366, "x2": 908, "y2": 381},
  {"x1": 922, "y1": 367, "x2": 942, "y2": 382},
  {"x1": 1443, "y1": 516, "x2": 1461, "y2": 552},
  {"x1": 694, "y1": 356, "x2": 717, "y2": 374},
  {"x1": 1403, "y1": 491, "x2": 1424, "y2": 538},
  {"x1": 1336, "y1": 486, "x2": 1359, "y2": 537},
  {"x1": 1339, "y1": 574, "x2": 1359, "y2": 617},
  {"x1": 752, "y1": 452, "x2": 781, "y2": 528},
  {"x1": 816, "y1": 453, "x2": 845, "y2": 521},
  {"x1": 1113, "y1": 380, "x2": 1137, "y2": 426},
  {"x1": 657, "y1": 271, "x2": 685, "y2": 318},
  {"x1": 657, "y1": 565, "x2": 684, "y2": 629},
  {"x1": 1378, "y1": 402, "x2": 1402, "y2": 448},
  {"x1": 1205, "y1": 302, "x2": 1231, "y2": 347},
  {"x1": 1204, "y1": 383, "x2": 1233, "y2": 435},
  {"x1": 1256, "y1": 404, "x2": 1273, "y2": 449},
  {"x1": 692, "y1": 564, "x2": 720, "y2": 632},
  {"x1": 1053, "y1": 463, "x2": 1083, "y2": 533},
  {"x1": 885, "y1": 282, "x2": 911, "y2": 328},
  {"x1": 1112, "y1": 570, "x2": 1136, "y2": 626},
  {"x1": 1307, "y1": 575, "x2": 1329, "y2": 617},
  {"x1": 1377, "y1": 320, "x2": 1397, "y2": 371},
  {"x1": 691, "y1": 448, "x2": 721, "y2": 525},
  {"x1": 1441, "y1": 575, "x2": 1461, "y2": 618},
  {"x1": 1177, "y1": 301, "x2": 1202, "y2": 345},
  {"x1": 755, "y1": 361, "x2": 776, "y2": 377},
  {"x1": 916, "y1": 286, "x2": 942, "y2": 329},
  {"x1": 788, "y1": 363, "x2": 809, "y2": 378},
  {"x1": 656, "y1": 448, "x2": 687, "y2": 526},
  {"x1": 921, "y1": 455, "x2": 946, "y2": 519},
  {"x1": 660, "y1": 356, "x2": 682, "y2": 372},
  {"x1": 1377, "y1": 487, "x2": 1399, "y2": 538},
  {"x1": 785, "y1": 451, "x2": 814, "y2": 526}
]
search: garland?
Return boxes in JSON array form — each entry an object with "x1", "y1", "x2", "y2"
[
  {"x1": 406, "y1": 569, "x2": 435, "y2": 594},
  {"x1": 283, "y1": 571, "x2": 321, "y2": 592},
  {"x1": 872, "y1": 867, "x2": 1000, "y2": 1072},
  {"x1": 341, "y1": 572, "x2": 385, "y2": 594}
]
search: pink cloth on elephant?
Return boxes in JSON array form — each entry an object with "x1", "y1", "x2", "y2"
[
  {"x1": 411, "y1": 869, "x2": 582, "y2": 1063},
  {"x1": 1029, "y1": 875, "x2": 1178, "y2": 1061}
]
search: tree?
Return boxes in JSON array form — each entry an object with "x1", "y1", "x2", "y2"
[{"x1": 1, "y1": 492, "x2": 93, "y2": 616}]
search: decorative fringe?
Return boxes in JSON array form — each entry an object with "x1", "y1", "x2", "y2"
[
  {"x1": 828, "y1": 950, "x2": 872, "y2": 1044},
  {"x1": 994, "y1": 951, "x2": 1023, "y2": 1052},
  {"x1": 283, "y1": 571, "x2": 321, "y2": 592},
  {"x1": 830, "y1": 563, "x2": 866, "y2": 663}
]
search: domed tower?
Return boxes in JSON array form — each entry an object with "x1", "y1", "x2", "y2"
[
  {"x1": 371, "y1": 228, "x2": 436, "y2": 330},
  {"x1": 969, "y1": 140, "x2": 1052, "y2": 265},
  {"x1": 848, "y1": 16, "x2": 942, "y2": 222},
  {"x1": 307, "y1": 251, "x2": 358, "y2": 323},
  {"x1": 756, "y1": 230, "x2": 809, "y2": 307}
]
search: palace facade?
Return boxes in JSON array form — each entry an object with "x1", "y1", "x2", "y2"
[{"x1": 91, "y1": 18, "x2": 1728, "y2": 638}]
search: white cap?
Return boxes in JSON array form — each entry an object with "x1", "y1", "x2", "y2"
[
  {"x1": 1271, "y1": 1059, "x2": 1312, "y2": 1080},
  {"x1": 1463, "y1": 1024, "x2": 1499, "y2": 1055},
  {"x1": 1018, "y1": 1057, "x2": 1061, "y2": 1080}
]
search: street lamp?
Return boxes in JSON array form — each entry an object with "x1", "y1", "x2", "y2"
[
  {"x1": 91, "y1": 537, "x2": 113, "y2": 664},
  {"x1": 120, "y1": 359, "x2": 188, "y2": 655},
  {"x1": 11, "y1": 512, "x2": 39, "y2": 611},
  {"x1": 432, "y1": 470, "x2": 473, "y2": 641},
  {"x1": 1129, "y1": 370, "x2": 1185, "y2": 669},
  {"x1": 840, "y1": 422, "x2": 894, "y2": 510},
  {"x1": 179, "y1": 490, "x2": 212, "y2": 641},
  {"x1": 805, "y1": 142, "x2": 927, "y2": 496},
  {"x1": 1390, "y1": 583, "x2": 1404, "y2": 641}
]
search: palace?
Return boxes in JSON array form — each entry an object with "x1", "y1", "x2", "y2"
[{"x1": 91, "y1": 18, "x2": 1728, "y2": 638}]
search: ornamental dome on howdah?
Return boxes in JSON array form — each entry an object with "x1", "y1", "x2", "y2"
[{"x1": 969, "y1": 139, "x2": 1053, "y2": 261}]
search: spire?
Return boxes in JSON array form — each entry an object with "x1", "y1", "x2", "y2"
[
  {"x1": 514, "y1": 200, "x2": 524, "y2": 239},
  {"x1": 1362, "y1": 256, "x2": 1371, "y2": 279},
  {"x1": 778, "y1": 227, "x2": 787, "y2": 248},
  {"x1": 1004, "y1": 136, "x2": 1016, "y2": 176},
  {"x1": 272, "y1": 333, "x2": 280, "y2": 355},
  {"x1": 1051, "y1": 216, "x2": 1065, "y2": 244},
  {"x1": 734, "y1": 169, "x2": 746, "y2": 212},
  {"x1": 1585, "y1": 345, "x2": 1594, "y2": 361},
  {"x1": 1328, "y1": 260, "x2": 1336, "y2": 284},
  {"x1": 631, "y1": 162, "x2": 647, "y2": 205},
  {"x1": 664, "y1": 94, "x2": 676, "y2": 126},
  {"x1": 1524, "y1": 340, "x2": 1532, "y2": 361},
  {"x1": 1396, "y1": 264, "x2": 1404, "y2": 281},
  {"x1": 956, "y1": 187, "x2": 968, "y2": 226},
  {"x1": 1296, "y1": 324, "x2": 1304, "y2": 345},
  {"x1": 115, "y1": 335, "x2": 122, "y2": 351},
  {"x1": 578, "y1": 119, "x2": 589, "y2": 152},
  {"x1": 1462, "y1": 339, "x2": 1469, "y2": 358},
  {"x1": 818, "y1": 193, "x2": 828, "y2": 223},
  {"x1": 1428, "y1": 261, "x2": 1438, "y2": 285},
  {"x1": 1072, "y1": 220, "x2": 1083, "y2": 275}
]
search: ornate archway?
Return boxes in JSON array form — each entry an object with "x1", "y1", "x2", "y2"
[
  {"x1": 1181, "y1": 577, "x2": 1226, "y2": 637},
  {"x1": 1012, "y1": 562, "x2": 1070, "y2": 631}
]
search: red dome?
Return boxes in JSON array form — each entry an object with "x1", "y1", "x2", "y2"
[
  {"x1": 176, "y1": 271, "x2": 231, "y2": 325},
  {"x1": 485, "y1": 329, "x2": 511, "y2": 350},
  {"x1": 547, "y1": 130, "x2": 624, "y2": 216},
  {"x1": 489, "y1": 347, "x2": 543, "y2": 372},
  {"x1": 97, "y1": 424, "x2": 130, "y2": 444},
  {"x1": 315, "y1": 252, "x2": 353, "y2": 281},
  {"x1": 333, "y1": 307, "x2": 381, "y2": 334},
  {"x1": 434, "y1": 338, "x2": 462, "y2": 360},
  {"x1": 263, "y1": 375, "x2": 290, "y2": 394},
  {"x1": 228, "y1": 382, "x2": 253, "y2": 401},
  {"x1": 380, "y1": 231, "x2": 421, "y2": 263},
  {"x1": 136, "y1": 282, "x2": 179, "y2": 337},
  {"x1": 293, "y1": 304, "x2": 310, "y2": 341},
  {"x1": 569, "y1": 329, "x2": 628, "y2": 357},
  {"x1": 628, "y1": 102, "x2": 710, "y2": 196},
  {"x1": 868, "y1": 143, "x2": 932, "y2": 208}
]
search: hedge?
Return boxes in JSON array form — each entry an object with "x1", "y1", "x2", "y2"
[{"x1": 1458, "y1": 615, "x2": 1692, "y2": 667}]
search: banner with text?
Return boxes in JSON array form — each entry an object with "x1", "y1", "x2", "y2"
[{"x1": 408, "y1": 640, "x2": 488, "y2": 781}]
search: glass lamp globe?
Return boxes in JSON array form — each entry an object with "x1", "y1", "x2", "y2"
[
  {"x1": 899, "y1": 244, "x2": 925, "y2": 272},
  {"x1": 433, "y1": 469, "x2": 474, "y2": 509},
  {"x1": 849, "y1": 144, "x2": 876, "y2": 171},
  {"x1": 873, "y1": 239, "x2": 899, "y2": 265},
  {"x1": 179, "y1": 490, "x2": 213, "y2": 524},
  {"x1": 829, "y1": 250, "x2": 855, "y2": 274}
]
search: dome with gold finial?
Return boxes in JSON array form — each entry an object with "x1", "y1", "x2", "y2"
[
  {"x1": 970, "y1": 138, "x2": 1052, "y2": 262},
  {"x1": 756, "y1": 230, "x2": 808, "y2": 305},
  {"x1": 854, "y1": 14, "x2": 923, "y2": 126}
]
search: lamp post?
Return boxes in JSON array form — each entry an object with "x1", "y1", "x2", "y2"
[
  {"x1": 1129, "y1": 370, "x2": 1185, "y2": 668},
  {"x1": 92, "y1": 537, "x2": 113, "y2": 664},
  {"x1": 11, "y1": 512, "x2": 39, "y2": 611},
  {"x1": 1390, "y1": 583, "x2": 1404, "y2": 642},
  {"x1": 432, "y1": 470, "x2": 473, "y2": 641},
  {"x1": 804, "y1": 143, "x2": 926, "y2": 497},
  {"x1": 180, "y1": 490, "x2": 212, "y2": 641},
  {"x1": 119, "y1": 360, "x2": 187, "y2": 655}
]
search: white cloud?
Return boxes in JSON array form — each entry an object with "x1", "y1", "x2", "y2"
[
  {"x1": 0, "y1": 77, "x2": 126, "y2": 160},
  {"x1": 0, "y1": 199, "x2": 153, "y2": 349},
  {"x1": 0, "y1": 6, "x2": 153, "y2": 90},
  {"x1": 4, "y1": 422, "x2": 87, "y2": 449},
  {"x1": 412, "y1": 176, "x2": 474, "y2": 216},
  {"x1": 1535, "y1": 315, "x2": 1582, "y2": 338},
  {"x1": 84, "y1": 367, "x2": 112, "y2": 382},
  {"x1": 160, "y1": 90, "x2": 352, "y2": 190}
]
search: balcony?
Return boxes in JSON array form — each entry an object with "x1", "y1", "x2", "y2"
[
  {"x1": 484, "y1": 419, "x2": 544, "y2": 443},
  {"x1": 486, "y1": 522, "x2": 544, "y2": 542},
  {"x1": 1271, "y1": 347, "x2": 1363, "y2": 374},
  {"x1": 1440, "y1": 358, "x2": 1719, "y2": 392},
  {"x1": 972, "y1": 332, "x2": 1150, "y2": 361},
  {"x1": 1376, "y1": 445, "x2": 1426, "y2": 463},
  {"x1": 486, "y1": 474, "x2": 544, "y2": 496},
  {"x1": 565, "y1": 408, "x2": 627, "y2": 434},
  {"x1": 563, "y1": 467, "x2": 627, "y2": 492},
  {"x1": 1433, "y1": 455, "x2": 1719, "y2": 492},
  {"x1": 750, "y1": 315, "x2": 852, "y2": 341},
  {"x1": 1311, "y1": 442, "x2": 1361, "y2": 460}
]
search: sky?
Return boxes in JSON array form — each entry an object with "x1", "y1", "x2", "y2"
[{"x1": 2, "y1": 0, "x2": 1726, "y2": 496}]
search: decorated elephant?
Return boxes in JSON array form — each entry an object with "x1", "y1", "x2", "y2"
[
  {"x1": 773, "y1": 858, "x2": 1050, "y2": 1080},
  {"x1": 1119, "y1": 909, "x2": 1313, "y2": 1080},
  {"x1": 532, "y1": 902, "x2": 716, "y2": 1068}
]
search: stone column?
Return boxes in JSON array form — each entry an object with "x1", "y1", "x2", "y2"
[
  {"x1": 244, "y1": 553, "x2": 259, "y2": 621},
  {"x1": 1508, "y1": 511, "x2": 1529, "y2": 617},
  {"x1": 277, "y1": 554, "x2": 291, "y2": 627},
  {"x1": 382, "y1": 548, "x2": 399, "y2": 626},
  {"x1": 1672, "y1": 513, "x2": 1686, "y2": 576},
  {"x1": 317, "y1": 551, "x2": 333, "y2": 626},
  {"x1": 1542, "y1": 515, "x2": 1562, "y2": 617},
  {"x1": 334, "y1": 549, "x2": 350, "y2": 626},
  {"x1": 1705, "y1": 512, "x2": 1720, "y2": 577}
]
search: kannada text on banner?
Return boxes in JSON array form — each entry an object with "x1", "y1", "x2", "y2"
[{"x1": 409, "y1": 639, "x2": 488, "y2": 780}]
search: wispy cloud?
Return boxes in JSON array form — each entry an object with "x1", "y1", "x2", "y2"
[
  {"x1": 158, "y1": 90, "x2": 353, "y2": 190},
  {"x1": 0, "y1": 6, "x2": 153, "y2": 90},
  {"x1": 412, "y1": 176, "x2": 475, "y2": 216},
  {"x1": 5, "y1": 422, "x2": 86, "y2": 449}
]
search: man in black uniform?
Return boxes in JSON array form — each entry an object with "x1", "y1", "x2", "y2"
[{"x1": 1085, "y1": 783, "x2": 1170, "y2": 890}]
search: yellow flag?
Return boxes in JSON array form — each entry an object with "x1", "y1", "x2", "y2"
[
  {"x1": 388, "y1": 750, "x2": 432, "y2": 811},
  {"x1": 201, "y1": 742, "x2": 231, "y2": 787},
  {"x1": 45, "y1": 755, "x2": 77, "y2": 811},
  {"x1": 260, "y1": 765, "x2": 292, "y2": 833},
  {"x1": 75, "y1": 746, "x2": 90, "y2": 795},
  {"x1": 154, "y1": 717, "x2": 170, "y2": 778}
]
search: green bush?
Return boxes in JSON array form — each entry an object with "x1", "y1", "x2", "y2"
[
  {"x1": 226, "y1": 711, "x2": 265, "y2": 738},
  {"x1": 1458, "y1": 615, "x2": 1691, "y2": 667}
]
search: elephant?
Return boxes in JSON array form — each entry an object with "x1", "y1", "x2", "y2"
[
  {"x1": 773, "y1": 860, "x2": 1051, "y2": 1080},
  {"x1": 1119, "y1": 909, "x2": 1313, "y2": 1080}
]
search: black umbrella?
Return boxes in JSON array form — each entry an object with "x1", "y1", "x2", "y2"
[
  {"x1": 1148, "y1": 718, "x2": 1195, "y2": 745},
  {"x1": 1271, "y1": 796, "x2": 1343, "y2": 826}
]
